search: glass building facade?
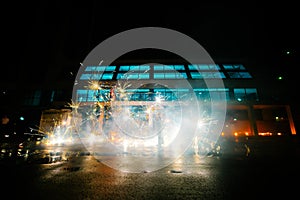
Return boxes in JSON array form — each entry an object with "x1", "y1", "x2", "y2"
[{"x1": 1, "y1": 62, "x2": 296, "y2": 137}]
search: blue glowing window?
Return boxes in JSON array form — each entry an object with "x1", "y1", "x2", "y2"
[
  {"x1": 80, "y1": 74, "x2": 102, "y2": 80},
  {"x1": 126, "y1": 73, "x2": 139, "y2": 79},
  {"x1": 228, "y1": 72, "x2": 252, "y2": 78},
  {"x1": 194, "y1": 88, "x2": 229, "y2": 92},
  {"x1": 188, "y1": 65, "x2": 198, "y2": 70},
  {"x1": 154, "y1": 73, "x2": 165, "y2": 79},
  {"x1": 201, "y1": 72, "x2": 225, "y2": 78},
  {"x1": 188, "y1": 64, "x2": 220, "y2": 70},
  {"x1": 105, "y1": 66, "x2": 116, "y2": 71},
  {"x1": 119, "y1": 65, "x2": 150, "y2": 71},
  {"x1": 101, "y1": 73, "x2": 113, "y2": 80},
  {"x1": 177, "y1": 88, "x2": 189, "y2": 92},
  {"x1": 223, "y1": 64, "x2": 245, "y2": 70},
  {"x1": 130, "y1": 65, "x2": 140, "y2": 71},
  {"x1": 234, "y1": 88, "x2": 246, "y2": 101},
  {"x1": 85, "y1": 66, "x2": 105, "y2": 71},
  {"x1": 154, "y1": 65, "x2": 182, "y2": 71},
  {"x1": 154, "y1": 73, "x2": 186, "y2": 79},
  {"x1": 239, "y1": 72, "x2": 252, "y2": 78},
  {"x1": 117, "y1": 73, "x2": 125, "y2": 79},
  {"x1": 165, "y1": 73, "x2": 176, "y2": 79},
  {"x1": 140, "y1": 65, "x2": 150, "y2": 71},
  {"x1": 119, "y1": 66, "x2": 130, "y2": 71},
  {"x1": 198, "y1": 64, "x2": 210, "y2": 70},
  {"x1": 190, "y1": 72, "x2": 202, "y2": 79},
  {"x1": 233, "y1": 88, "x2": 258, "y2": 101},
  {"x1": 164, "y1": 65, "x2": 175, "y2": 70},
  {"x1": 126, "y1": 89, "x2": 150, "y2": 93},
  {"x1": 85, "y1": 66, "x2": 115, "y2": 71},
  {"x1": 154, "y1": 65, "x2": 164, "y2": 70},
  {"x1": 174, "y1": 65, "x2": 185, "y2": 70},
  {"x1": 139, "y1": 73, "x2": 150, "y2": 79},
  {"x1": 180, "y1": 73, "x2": 187, "y2": 78},
  {"x1": 117, "y1": 73, "x2": 149, "y2": 79},
  {"x1": 200, "y1": 64, "x2": 220, "y2": 70},
  {"x1": 77, "y1": 90, "x2": 97, "y2": 102}
]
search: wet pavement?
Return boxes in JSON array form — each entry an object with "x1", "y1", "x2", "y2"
[{"x1": 1, "y1": 136, "x2": 300, "y2": 200}]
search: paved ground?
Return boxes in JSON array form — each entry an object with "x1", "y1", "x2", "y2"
[{"x1": 1, "y1": 136, "x2": 299, "y2": 200}]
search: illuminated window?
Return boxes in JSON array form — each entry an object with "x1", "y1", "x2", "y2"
[
  {"x1": 105, "y1": 66, "x2": 116, "y2": 71},
  {"x1": 80, "y1": 74, "x2": 102, "y2": 80},
  {"x1": 188, "y1": 64, "x2": 220, "y2": 70},
  {"x1": 80, "y1": 73, "x2": 113, "y2": 80},
  {"x1": 223, "y1": 64, "x2": 245, "y2": 70},
  {"x1": 101, "y1": 73, "x2": 114, "y2": 80},
  {"x1": 119, "y1": 66, "x2": 129, "y2": 71},
  {"x1": 85, "y1": 66, "x2": 105, "y2": 71},
  {"x1": 85, "y1": 66, "x2": 116, "y2": 72},
  {"x1": 227, "y1": 72, "x2": 252, "y2": 78},
  {"x1": 190, "y1": 72, "x2": 202, "y2": 79},
  {"x1": 234, "y1": 88, "x2": 258, "y2": 101},
  {"x1": 194, "y1": 88, "x2": 229, "y2": 101},
  {"x1": 154, "y1": 73, "x2": 186, "y2": 79},
  {"x1": 153, "y1": 65, "x2": 185, "y2": 71},
  {"x1": 201, "y1": 72, "x2": 226, "y2": 78},
  {"x1": 174, "y1": 65, "x2": 185, "y2": 70},
  {"x1": 77, "y1": 89, "x2": 110, "y2": 102},
  {"x1": 117, "y1": 73, "x2": 149, "y2": 80},
  {"x1": 190, "y1": 72, "x2": 225, "y2": 79},
  {"x1": 119, "y1": 65, "x2": 150, "y2": 71}
]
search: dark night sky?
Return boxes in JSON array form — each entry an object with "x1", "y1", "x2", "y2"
[{"x1": 2, "y1": 1, "x2": 299, "y2": 84}]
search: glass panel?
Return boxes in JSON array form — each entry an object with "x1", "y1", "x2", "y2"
[
  {"x1": 223, "y1": 64, "x2": 245, "y2": 70},
  {"x1": 130, "y1": 65, "x2": 140, "y2": 71},
  {"x1": 87, "y1": 90, "x2": 96, "y2": 102},
  {"x1": 234, "y1": 88, "x2": 246, "y2": 101},
  {"x1": 223, "y1": 64, "x2": 234, "y2": 70},
  {"x1": 188, "y1": 64, "x2": 198, "y2": 70},
  {"x1": 239, "y1": 72, "x2": 252, "y2": 78},
  {"x1": 105, "y1": 66, "x2": 116, "y2": 71},
  {"x1": 174, "y1": 65, "x2": 185, "y2": 70},
  {"x1": 164, "y1": 65, "x2": 175, "y2": 70},
  {"x1": 140, "y1": 65, "x2": 150, "y2": 71},
  {"x1": 80, "y1": 74, "x2": 102, "y2": 80},
  {"x1": 227, "y1": 72, "x2": 241, "y2": 78},
  {"x1": 190, "y1": 72, "x2": 202, "y2": 79},
  {"x1": 101, "y1": 73, "x2": 113, "y2": 80},
  {"x1": 154, "y1": 65, "x2": 164, "y2": 70},
  {"x1": 209, "y1": 64, "x2": 221, "y2": 70},
  {"x1": 117, "y1": 73, "x2": 125, "y2": 79},
  {"x1": 198, "y1": 64, "x2": 209, "y2": 70},
  {"x1": 119, "y1": 66, "x2": 130, "y2": 71},
  {"x1": 85, "y1": 66, "x2": 97, "y2": 71},
  {"x1": 77, "y1": 90, "x2": 88, "y2": 101},
  {"x1": 245, "y1": 88, "x2": 258, "y2": 101},
  {"x1": 165, "y1": 73, "x2": 176, "y2": 79},
  {"x1": 154, "y1": 73, "x2": 165, "y2": 79},
  {"x1": 127, "y1": 73, "x2": 139, "y2": 79},
  {"x1": 139, "y1": 73, "x2": 149, "y2": 79},
  {"x1": 233, "y1": 64, "x2": 245, "y2": 70},
  {"x1": 179, "y1": 72, "x2": 187, "y2": 78}
]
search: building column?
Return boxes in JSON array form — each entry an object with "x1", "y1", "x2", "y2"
[
  {"x1": 286, "y1": 105, "x2": 297, "y2": 135},
  {"x1": 247, "y1": 104, "x2": 258, "y2": 136}
]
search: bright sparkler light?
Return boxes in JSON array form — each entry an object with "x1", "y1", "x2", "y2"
[
  {"x1": 71, "y1": 27, "x2": 227, "y2": 173},
  {"x1": 87, "y1": 80, "x2": 101, "y2": 90}
]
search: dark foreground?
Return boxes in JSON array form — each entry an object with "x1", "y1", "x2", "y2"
[{"x1": 1, "y1": 136, "x2": 299, "y2": 200}]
